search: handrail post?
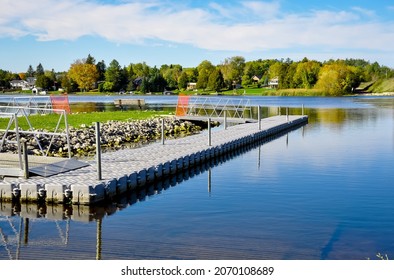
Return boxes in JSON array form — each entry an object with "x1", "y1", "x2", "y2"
[
  {"x1": 161, "y1": 118, "x2": 165, "y2": 145},
  {"x1": 14, "y1": 113, "x2": 23, "y2": 169},
  {"x1": 64, "y1": 110, "x2": 72, "y2": 158},
  {"x1": 286, "y1": 107, "x2": 289, "y2": 122},
  {"x1": 207, "y1": 118, "x2": 211, "y2": 146},
  {"x1": 257, "y1": 105, "x2": 261, "y2": 130},
  {"x1": 95, "y1": 122, "x2": 102, "y2": 180},
  {"x1": 302, "y1": 104, "x2": 304, "y2": 116},
  {"x1": 22, "y1": 140, "x2": 29, "y2": 179},
  {"x1": 224, "y1": 111, "x2": 227, "y2": 130}
]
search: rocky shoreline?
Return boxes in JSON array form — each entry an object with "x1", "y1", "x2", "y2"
[{"x1": 0, "y1": 117, "x2": 204, "y2": 157}]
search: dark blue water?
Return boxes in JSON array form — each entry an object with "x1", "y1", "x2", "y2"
[{"x1": 0, "y1": 96, "x2": 393, "y2": 260}]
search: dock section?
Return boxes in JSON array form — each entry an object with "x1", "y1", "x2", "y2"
[{"x1": 0, "y1": 115, "x2": 308, "y2": 205}]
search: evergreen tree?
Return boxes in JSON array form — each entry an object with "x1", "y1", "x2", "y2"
[
  {"x1": 207, "y1": 68, "x2": 224, "y2": 92},
  {"x1": 26, "y1": 65, "x2": 35, "y2": 77},
  {"x1": 105, "y1": 59, "x2": 127, "y2": 92},
  {"x1": 36, "y1": 63, "x2": 44, "y2": 77},
  {"x1": 96, "y1": 60, "x2": 106, "y2": 81},
  {"x1": 86, "y1": 54, "x2": 96, "y2": 65}
]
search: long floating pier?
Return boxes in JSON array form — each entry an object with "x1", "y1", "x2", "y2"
[{"x1": 0, "y1": 115, "x2": 308, "y2": 205}]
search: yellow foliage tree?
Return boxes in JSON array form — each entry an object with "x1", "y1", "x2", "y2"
[
  {"x1": 315, "y1": 62, "x2": 357, "y2": 96},
  {"x1": 68, "y1": 60, "x2": 99, "y2": 91}
]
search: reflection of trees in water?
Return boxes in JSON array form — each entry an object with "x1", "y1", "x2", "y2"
[{"x1": 301, "y1": 108, "x2": 379, "y2": 130}]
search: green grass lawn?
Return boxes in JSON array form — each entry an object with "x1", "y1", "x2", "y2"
[{"x1": 0, "y1": 110, "x2": 172, "y2": 131}]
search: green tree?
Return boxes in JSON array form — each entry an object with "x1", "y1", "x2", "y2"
[
  {"x1": 132, "y1": 62, "x2": 150, "y2": 78},
  {"x1": 96, "y1": 60, "x2": 106, "y2": 81},
  {"x1": 161, "y1": 64, "x2": 182, "y2": 90},
  {"x1": 60, "y1": 74, "x2": 78, "y2": 93},
  {"x1": 293, "y1": 60, "x2": 321, "y2": 89},
  {"x1": 105, "y1": 59, "x2": 127, "y2": 92},
  {"x1": 35, "y1": 74, "x2": 52, "y2": 89},
  {"x1": 207, "y1": 68, "x2": 225, "y2": 92},
  {"x1": 0, "y1": 69, "x2": 13, "y2": 89},
  {"x1": 148, "y1": 67, "x2": 167, "y2": 92},
  {"x1": 26, "y1": 65, "x2": 35, "y2": 77},
  {"x1": 178, "y1": 72, "x2": 189, "y2": 90},
  {"x1": 35, "y1": 63, "x2": 44, "y2": 77},
  {"x1": 196, "y1": 60, "x2": 215, "y2": 90},
  {"x1": 86, "y1": 54, "x2": 96, "y2": 65},
  {"x1": 220, "y1": 56, "x2": 245, "y2": 89}
]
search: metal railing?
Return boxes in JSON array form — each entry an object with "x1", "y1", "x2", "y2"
[
  {"x1": 0, "y1": 106, "x2": 71, "y2": 177},
  {"x1": 3, "y1": 96, "x2": 52, "y2": 115},
  {"x1": 177, "y1": 96, "x2": 253, "y2": 120}
]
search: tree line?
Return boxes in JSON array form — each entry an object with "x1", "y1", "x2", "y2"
[{"x1": 1, "y1": 54, "x2": 393, "y2": 96}]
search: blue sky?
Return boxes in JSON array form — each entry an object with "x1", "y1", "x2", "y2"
[{"x1": 1, "y1": 0, "x2": 394, "y2": 73}]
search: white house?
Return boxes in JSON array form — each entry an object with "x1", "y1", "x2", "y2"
[
  {"x1": 10, "y1": 77, "x2": 36, "y2": 90},
  {"x1": 186, "y1": 82, "x2": 197, "y2": 90},
  {"x1": 10, "y1": 80, "x2": 29, "y2": 89},
  {"x1": 268, "y1": 77, "x2": 279, "y2": 88}
]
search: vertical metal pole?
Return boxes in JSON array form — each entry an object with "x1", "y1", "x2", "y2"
[
  {"x1": 224, "y1": 111, "x2": 227, "y2": 130},
  {"x1": 302, "y1": 104, "x2": 304, "y2": 116},
  {"x1": 161, "y1": 118, "x2": 165, "y2": 145},
  {"x1": 95, "y1": 122, "x2": 102, "y2": 180},
  {"x1": 22, "y1": 141, "x2": 29, "y2": 179},
  {"x1": 278, "y1": 106, "x2": 281, "y2": 116},
  {"x1": 14, "y1": 114, "x2": 23, "y2": 169},
  {"x1": 286, "y1": 107, "x2": 289, "y2": 122},
  {"x1": 207, "y1": 118, "x2": 211, "y2": 146},
  {"x1": 257, "y1": 105, "x2": 261, "y2": 130},
  {"x1": 64, "y1": 110, "x2": 71, "y2": 158}
]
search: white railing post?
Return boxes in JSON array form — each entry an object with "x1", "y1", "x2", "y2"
[{"x1": 95, "y1": 122, "x2": 102, "y2": 180}]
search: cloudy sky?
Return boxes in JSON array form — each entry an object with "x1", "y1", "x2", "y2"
[{"x1": 1, "y1": 0, "x2": 394, "y2": 72}]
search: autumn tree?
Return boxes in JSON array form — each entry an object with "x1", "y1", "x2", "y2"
[
  {"x1": 315, "y1": 62, "x2": 360, "y2": 96},
  {"x1": 68, "y1": 59, "x2": 99, "y2": 91}
]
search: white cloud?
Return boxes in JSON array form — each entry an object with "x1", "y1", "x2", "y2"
[
  {"x1": 351, "y1": 6, "x2": 376, "y2": 18},
  {"x1": 1, "y1": 0, "x2": 394, "y2": 55}
]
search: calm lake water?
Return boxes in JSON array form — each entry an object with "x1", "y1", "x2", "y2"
[{"x1": 0, "y1": 95, "x2": 393, "y2": 260}]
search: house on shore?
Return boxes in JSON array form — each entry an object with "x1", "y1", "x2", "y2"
[
  {"x1": 10, "y1": 77, "x2": 36, "y2": 90},
  {"x1": 268, "y1": 77, "x2": 279, "y2": 88}
]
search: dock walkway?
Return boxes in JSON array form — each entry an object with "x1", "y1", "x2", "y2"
[{"x1": 0, "y1": 115, "x2": 308, "y2": 205}]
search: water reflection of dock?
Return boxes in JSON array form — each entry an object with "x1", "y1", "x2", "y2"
[
  {"x1": 0, "y1": 123, "x2": 306, "y2": 260},
  {"x1": 1, "y1": 115, "x2": 308, "y2": 205}
]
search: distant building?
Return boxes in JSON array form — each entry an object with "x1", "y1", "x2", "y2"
[
  {"x1": 10, "y1": 77, "x2": 36, "y2": 90},
  {"x1": 268, "y1": 77, "x2": 279, "y2": 88},
  {"x1": 10, "y1": 79, "x2": 28, "y2": 89},
  {"x1": 252, "y1": 75, "x2": 262, "y2": 83},
  {"x1": 186, "y1": 82, "x2": 197, "y2": 90}
]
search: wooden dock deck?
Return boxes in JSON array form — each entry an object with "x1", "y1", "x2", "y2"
[{"x1": 0, "y1": 115, "x2": 308, "y2": 205}]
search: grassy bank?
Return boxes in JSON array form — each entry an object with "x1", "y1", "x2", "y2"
[
  {"x1": 367, "y1": 78, "x2": 394, "y2": 93},
  {"x1": 0, "y1": 110, "x2": 171, "y2": 131}
]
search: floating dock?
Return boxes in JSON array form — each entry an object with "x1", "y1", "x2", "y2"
[{"x1": 0, "y1": 115, "x2": 308, "y2": 205}]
